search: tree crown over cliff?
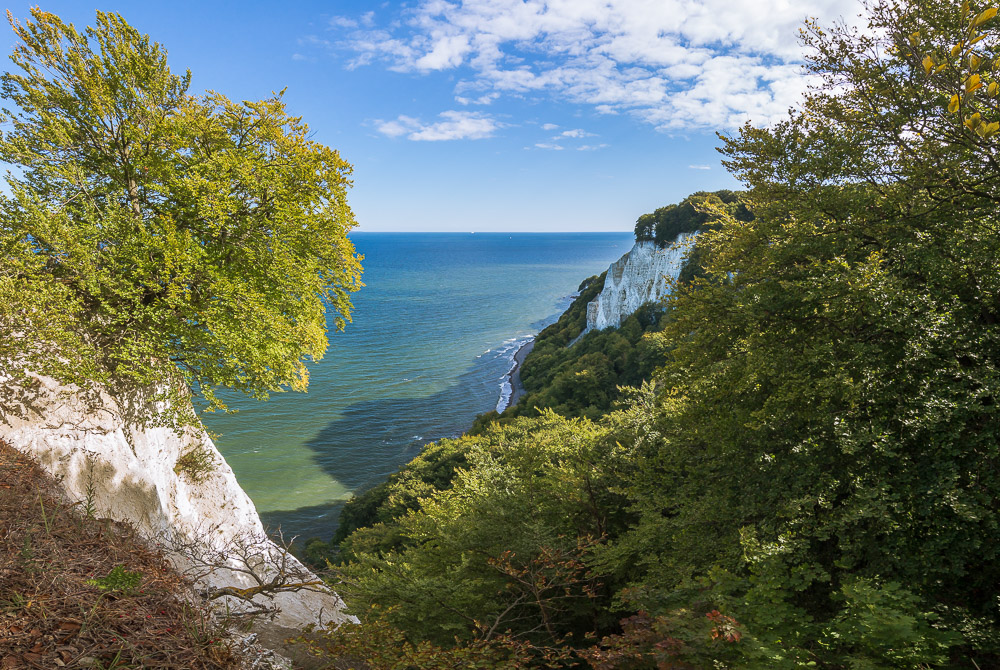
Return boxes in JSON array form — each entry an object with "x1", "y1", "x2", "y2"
[
  {"x1": 633, "y1": 189, "x2": 752, "y2": 246},
  {"x1": 0, "y1": 9, "x2": 362, "y2": 420}
]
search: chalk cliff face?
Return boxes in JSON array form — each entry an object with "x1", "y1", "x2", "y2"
[
  {"x1": 0, "y1": 373, "x2": 351, "y2": 630},
  {"x1": 587, "y1": 233, "x2": 695, "y2": 331}
]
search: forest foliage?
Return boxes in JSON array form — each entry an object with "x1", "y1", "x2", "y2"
[
  {"x1": 321, "y1": 1, "x2": 1000, "y2": 668},
  {"x1": 7, "y1": 2, "x2": 1000, "y2": 669}
]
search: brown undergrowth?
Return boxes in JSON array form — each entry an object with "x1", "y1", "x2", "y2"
[{"x1": 0, "y1": 439, "x2": 242, "y2": 669}]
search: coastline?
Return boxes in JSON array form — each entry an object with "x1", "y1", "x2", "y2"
[{"x1": 500, "y1": 339, "x2": 535, "y2": 413}]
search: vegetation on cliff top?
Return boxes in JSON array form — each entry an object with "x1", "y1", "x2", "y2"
[{"x1": 633, "y1": 189, "x2": 752, "y2": 247}]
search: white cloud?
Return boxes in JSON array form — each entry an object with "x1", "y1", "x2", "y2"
[
  {"x1": 541, "y1": 123, "x2": 559, "y2": 130},
  {"x1": 333, "y1": 0, "x2": 865, "y2": 131},
  {"x1": 534, "y1": 143, "x2": 564, "y2": 150},
  {"x1": 578, "y1": 143, "x2": 609, "y2": 151},
  {"x1": 375, "y1": 111, "x2": 502, "y2": 141},
  {"x1": 456, "y1": 92, "x2": 500, "y2": 105},
  {"x1": 559, "y1": 128, "x2": 594, "y2": 138},
  {"x1": 415, "y1": 34, "x2": 471, "y2": 69},
  {"x1": 330, "y1": 12, "x2": 375, "y2": 30},
  {"x1": 329, "y1": 16, "x2": 358, "y2": 29},
  {"x1": 689, "y1": 164, "x2": 712, "y2": 170}
]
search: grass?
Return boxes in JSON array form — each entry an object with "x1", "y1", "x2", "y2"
[{"x1": 173, "y1": 444, "x2": 218, "y2": 483}]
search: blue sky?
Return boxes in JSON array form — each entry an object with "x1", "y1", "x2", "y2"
[{"x1": 4, "y1": 1, "x2": 863, "y2": 232}]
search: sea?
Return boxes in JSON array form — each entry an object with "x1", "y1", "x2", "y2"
[{"x1": 201, "y1": 232, "x2": 634, "y2": 541}]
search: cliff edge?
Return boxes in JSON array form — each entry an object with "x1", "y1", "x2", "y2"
[
  {"x1": 0, "y1": 371, "x2": 351, "y2": 632},
  {"x1": 586, "y1": 233, "x2": 695, "y2": 331}
]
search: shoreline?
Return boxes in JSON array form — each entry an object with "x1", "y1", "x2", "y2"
[{"x1": 499, "y1": 339, "x2": 535, "y2": 413}]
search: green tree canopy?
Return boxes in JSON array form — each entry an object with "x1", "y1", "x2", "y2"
[
  {"x1": 0, "y1": 9, "x2": 362, "y2": 420},
  {"x1": 618, "y1": 0, "x2": 1000, "y2": 665},
  {"x1": 633, "y1": 189, "x2": 751, "y2": 246}
]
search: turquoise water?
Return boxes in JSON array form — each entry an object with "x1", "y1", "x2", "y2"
[{"x1": 201, "y1": 232, "x2": 633, "y2": 540}]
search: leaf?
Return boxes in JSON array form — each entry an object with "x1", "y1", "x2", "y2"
[
  {"x1": 952, "y1": 42, "x2": 964, "y2": 58},
  {"x1": 923, "y1": 55, "x2": 935, "y2": 75},
  {"x1": 973, "y1": 7, "x2": 998, "y2": 27},
  {"x1": 962, "y1": 0, "x2": 971, "y2": 21},
  {"x1": 988, "y1": 81, "x2": 999, "y2": 96},
  {"x1": 970, "y1": 54, "x2": 982, "y2": 71},
  {"x1": 966, "y1": 74, "x2": 982, "y2": 92},
  {"x1": 982, "y1": 121, "x2": 1000, "y2": 137},
  {"x1": 949, "y1": 94, "x2": 961, "y2": 113}
]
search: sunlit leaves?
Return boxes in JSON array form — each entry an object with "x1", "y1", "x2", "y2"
[
  {"x1": 973, "y1": 6, "x2": 998, "y2": 26},
  {"x1": 0, "y1": 9, "x2": 363, "y2": 423},
  {"x1": 921, "y1": 3, "x2": 1000, "y2": 144}
]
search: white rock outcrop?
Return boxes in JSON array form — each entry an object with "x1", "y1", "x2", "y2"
[
  {"x1": 586, "y1": 233, "x2": 695, "y2": 331},
  {"x1": 0, "y1": 373, "x2": 351, "y2": 630}
]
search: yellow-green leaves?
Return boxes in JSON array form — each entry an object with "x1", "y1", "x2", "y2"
[
  {"x1": 0, "y1": 8, "x2": 364, "y2": 422},
  {"x1": 978, "y1": 120, "x2": 1000, "y2": 137},
  {"x1": 929, "y1": 5, "x2": 1000, "y2": 140},
  {"x1": 973, "y1": 7, "x2": 997, "y2": 27},
  {"x1": 964, "y1": 112, "x2": 1000, "y2": 138}
]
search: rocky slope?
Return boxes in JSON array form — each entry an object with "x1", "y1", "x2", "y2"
[
  {"x1": 586, "y1": 233, "x2": 695, "y2": 331},
  {"x1": 0, "y1": 371, "x2": 350, "y2": 632}
]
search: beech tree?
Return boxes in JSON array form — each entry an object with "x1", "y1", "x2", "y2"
[
  {"x1": 620, "y1": 0, "x2": 1000, "y2": 666},
  {"x1": 0, "y1": 10, "x2": 362, "y2": 420}
]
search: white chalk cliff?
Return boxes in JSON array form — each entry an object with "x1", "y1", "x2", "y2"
[
  {"x1": 587, "y1": 233, "x2": 696, "y2": 331},
  {"x1": 0, "y1": 372, "x2": 351, "y2": 631}
]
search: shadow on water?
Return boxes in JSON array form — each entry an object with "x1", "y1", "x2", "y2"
[
  {"x1": 260, "y1": 354, "x2": 508, "y2": 542},
  {"x1": 259, "y1": 293, "x2": 578, "y2": 543}
]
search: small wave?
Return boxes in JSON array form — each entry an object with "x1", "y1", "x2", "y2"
[
  {"x1": 496, "y1": 380, "x2": 512, "y2": 413},
  {"x1": 494, "y1": 336, "x2": 535, "y2": 412}
]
